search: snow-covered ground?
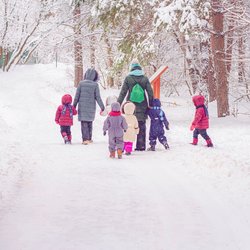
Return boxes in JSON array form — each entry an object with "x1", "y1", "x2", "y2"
[{"x1": 0, "y1": 64, "x2": 250, "y2": 250}]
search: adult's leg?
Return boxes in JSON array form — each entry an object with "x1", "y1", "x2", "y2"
[
  {"x1": 136, "y1": 121, "x2": 146, "y2": 151},
  {"x1": 81, "y1": 121, "x2": 90, "y2": 141},
  {"x1": 88, "y1": 121, "x2": 93, "y2": 141}
]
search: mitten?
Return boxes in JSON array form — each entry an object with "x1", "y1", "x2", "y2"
[
  {"x1": 190, "y1": 124, "x2": 195, "y2": 131},
  {"x1": 103, "y1": 131, "x2": 106, "y2": 136},
  {"x1": 165, "y1": 125, "x2": 169, "y2": 130}
]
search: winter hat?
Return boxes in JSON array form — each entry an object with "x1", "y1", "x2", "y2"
[
  {"x1": 152, "y1": 98, "x2": 161, "y2": 107},
  {"x1": 123, "y1": 101, "x2": 135, "y2": 115},
  {"x1": 129, "y1": 58, "x2": 142, "y2": 71},
  {"x1": 61, "y1": 94, "x2": 72, "y2": 104},
  {"x1": 111, "y1": 102, "x2": 121, "y2": 112}
]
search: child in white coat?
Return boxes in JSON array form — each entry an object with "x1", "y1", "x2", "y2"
[{"x1": 122, "y1": 101, "x2": 139, "y2": 155}]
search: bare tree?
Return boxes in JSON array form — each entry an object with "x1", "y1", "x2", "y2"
[{"x1": 211, "y1": 0, "x2": 230, "y2": 117}]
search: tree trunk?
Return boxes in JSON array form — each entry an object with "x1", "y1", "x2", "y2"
[
  {"x1": 212, "y1": 0, "x2": 230, "y2": 117},
  {"x1": 104, "y1": 34, "x2": 114, "y2": 87},
  {"x1": 174, "y1": 32, "x2": 200, "y2": 94},
  {"x1": 208, "y1": 35, "x2": 217, "y2": 102},
  {"x1": 90, "y1": 35, "x2": 96, "y2": 67},
  {"x1": 73, "y1": 3, "x2": 83, "y2": 87}
]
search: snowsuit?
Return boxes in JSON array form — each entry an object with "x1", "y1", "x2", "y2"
[
  {"x1": 190, "y1": 95, "x2": 213, "y2": 147},
  {"x1": 103, "y1": 102, "x2": 128, "y2": 158},
  {"x1": 73, "y1": 68, "x2": 105, "y2": 143},
  {"x1": 55, "y1": 94, "x2": 77, "y2": 143},
  {"x1": 147, "y1": 98, "x2": 169, "y2": 149},
  {"x1": 122, "y1": 102, "x2": 139, "y2": 154},
  {"x1": 117, "y1": 61, "x2": 153, "y2": 151}
]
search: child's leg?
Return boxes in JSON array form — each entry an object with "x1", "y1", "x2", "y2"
[
  {"x1": 60, "y1": 126, "x2": 68, "y2": 143},
  {"x1": 200, "y1": 129, "x2": 213, "y2": 147},
  {"x1": 66, "y1": 126, "x2": 71, "y2": 143},
  {"x1": 158, "y1": 129, "x2": 169, "y2": 149},
  {"x1": 116, "y1": 136, "x2": 124, "y2": 159},
  {"x1": 191, "y1": 128, "x2": 199, "y2": 145},
  {"x1": 109, "y1": 136, "x2": 116, "y2": 157},
  {"x1": 148, "y1": 128, "x2": 157, "y2": 151}
]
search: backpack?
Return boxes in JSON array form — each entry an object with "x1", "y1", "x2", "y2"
[{"x1": 130, "y1": 83, "x2": 145, "y2": 103}]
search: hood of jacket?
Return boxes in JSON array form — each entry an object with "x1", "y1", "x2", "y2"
[
  {"x1": 84, "y1": 68, "x2": 98, "y2": 81},
  {"x1": 152, "y1": 98, "x2": 161, "y2": 107},
  {"x1": 111, "y1": 102, "x2": 121, "y2": 112},
  {"x1": 123, "y1": 102, "x2": 135, "y2": 115},
  {"x1": 192, "y1": 95, "x2": 205, "y2": 106},
  {"x1": 62, "y1": 94, "x2": 72, "y2": 105}
]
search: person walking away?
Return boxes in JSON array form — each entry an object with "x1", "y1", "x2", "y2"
[
  {"x1": 147, "y1": 98, "x2": 170, "y2": 151},
  {"x1": 103, "y1": 102, "x2": 128, "y2": 159},
  {"x1": 117, "y1": 59, "x2": 153, "y2": 151},
  {"x1": 73, "y1": 68, "x2": 105, "y2": 145},
  {"x1": 190, "y1": 95, "x2": 213, "y2": 147},
  {"x1": 55, "y1": 94, "x2": 77, "y2": 144},
  {"x1": 122, "y1": 101, "x2": 139, "y2": 155}
]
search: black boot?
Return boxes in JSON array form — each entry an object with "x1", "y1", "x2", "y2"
[
  {"x1": 163, "y1": 142, "x2": 170, "y2": 149},
  {"x1": 147, "y1": 145, "x2": 155, "y2": 151}
]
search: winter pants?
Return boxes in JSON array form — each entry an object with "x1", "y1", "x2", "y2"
[
  {"x1": 81, "y1": 121, "x2": 93, "y2": 141},
  {"x1": 60, "y1": 126, "x2": 72, "y2": 141},
  {"x1": 193, "y1": 129, "x2": 210, "y2": 140},
  {"x1": 109, "y1": 136, "x2": 124, "y2": 152},
  {"x1": 149, "y1": 125, "x2": 167, "y2": 146},
  {"x1": 124, "y1": 141, "x2": 133, "y2": 153},
  {"x1": 136, "y1": 121, "x2": 146, "y2": 150}
]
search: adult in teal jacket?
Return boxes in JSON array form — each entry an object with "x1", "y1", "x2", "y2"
[{"x1": 117, "y1": 60, "x2": 153, "y2": 151}]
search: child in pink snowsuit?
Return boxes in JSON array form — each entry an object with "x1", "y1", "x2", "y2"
[
  {"x1": 190, "y1": 95, "x2": 213, "y2": 147},
  {"x1": 55, "y1": 94, "x2": 77, "y2": 144},
  {"x1": 122, "y1": 101, "x2": 139, "y2": 155}
]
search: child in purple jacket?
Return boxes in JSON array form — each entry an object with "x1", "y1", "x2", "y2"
[
  {"x1": 103, "y1": 102, "x2": 128, "y2": 159},
  {"x1": 147, "y1": 98, "x2": 170, "y2": 151}
]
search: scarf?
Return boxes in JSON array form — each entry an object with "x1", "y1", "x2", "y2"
[
  {"x1": 109, "y1": 111, "x2": 121, "y2": 116},
  {"x1": 196, "y1": 104, "x2": 209, "y2": 117},
  {"x1": 62, "y1": 104, "x2": 73, "y2": 119}
]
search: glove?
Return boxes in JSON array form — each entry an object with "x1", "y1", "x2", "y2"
[
  {"x1": 190, "y1": 124, "x2": 195, "y2": 131},
  {"x1": 165, "y1": 125, "x2": 169, "y2": 130},
  {"x1": 103, "y1": 131, "x2": 106, "y2": 136},
  {"x1": 124, "y1": 130, "x2": 127, "y2": 133}
]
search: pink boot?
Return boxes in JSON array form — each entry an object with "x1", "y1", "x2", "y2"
[
  {"x1": 124, "y1": 142, "x2": 133, "y2": 155},
  {"x1": 190, "y1": 138, "x2": 198, "y2": 145},
  {"x1": 206, "y1": 139, "x2": 213, "y2": 147}
]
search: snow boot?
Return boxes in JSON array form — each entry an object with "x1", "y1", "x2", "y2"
[
  {"x1": 163, "y1": 142, "x2": 170, "y2": 150},
  {"x1": 117, "y1": 149, "x2": 123, "y2": 159},
  {"x1": 190, "y1": 138, "x2": 198, "y2": 145},
  {"x1": 125, "y1": 152, "x2": 131, "y2": 156},
  {"x1": 82, "y1": 140, "x2": 90, "y2": 145},
  {"x1": 63, "y1": 136, "x2": 69, "y2": 144},
  {"x1": 147, "y1": 145, "x2": 155, "y2": 151},
  {"x1": 110, "y1": 151, "x2": 115, "y2": 158},
  {"x1": 206, "y1": 139, "x2": 213, "y2": 147}
]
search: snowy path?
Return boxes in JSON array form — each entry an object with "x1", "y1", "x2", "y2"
[{"x1": 0, "y1": 65, "x2": 250, "y2": 250}]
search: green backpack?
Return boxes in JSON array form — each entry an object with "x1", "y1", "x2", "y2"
[{"x1": 130, "y1": 83, "x2": 145, "y2": 103}]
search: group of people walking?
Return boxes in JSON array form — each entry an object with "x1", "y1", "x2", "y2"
[{"x1": 55, "y1": 60, "x2": 213, "y2": 159}]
